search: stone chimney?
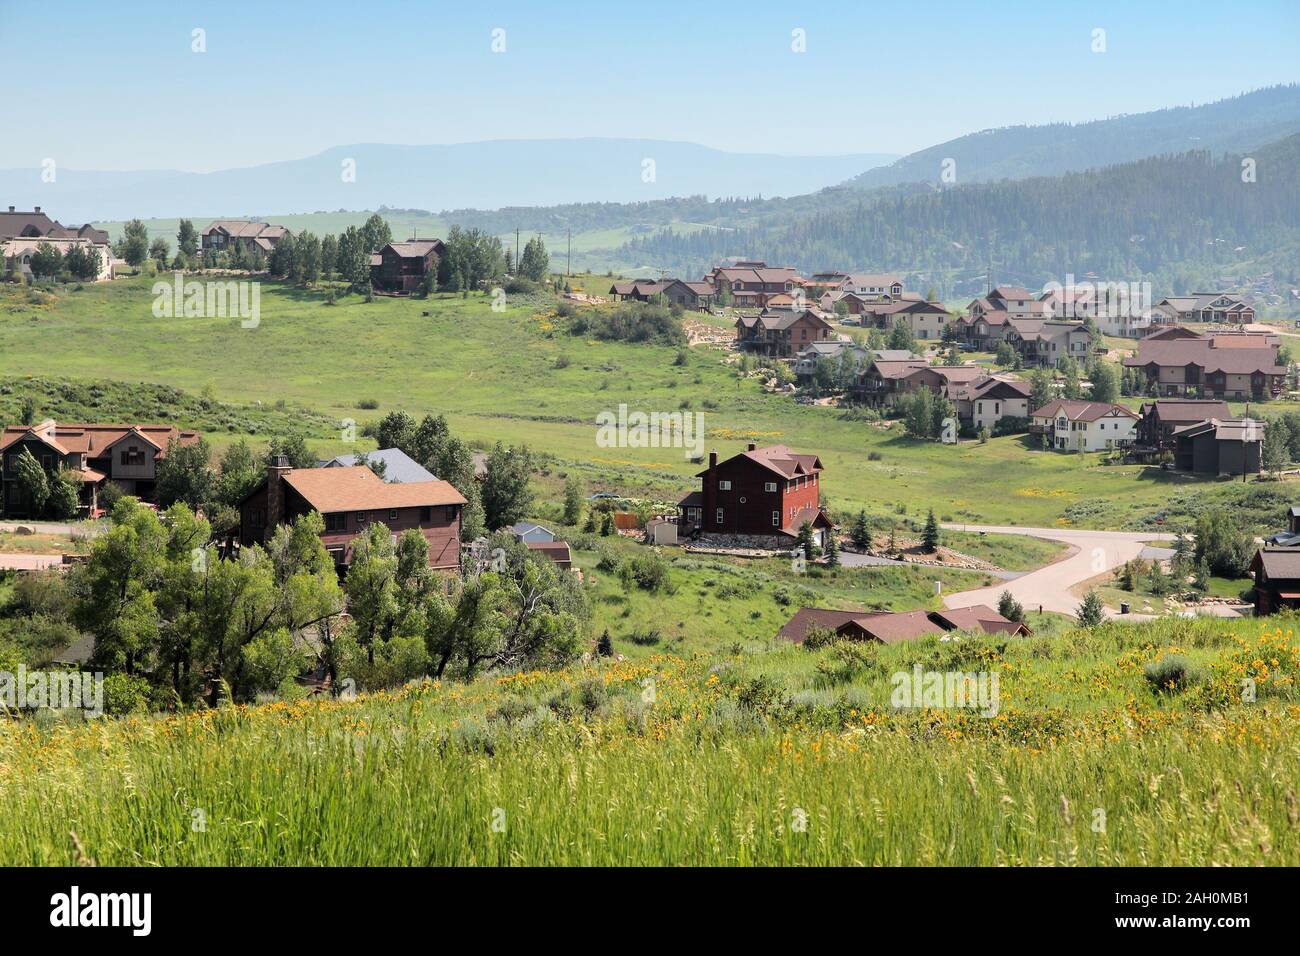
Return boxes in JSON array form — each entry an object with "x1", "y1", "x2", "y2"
[
  {"x1": 265, "y1": 454, "x2": 291, "y2": 538},
  {"x1": 747, "y1": 442, "x2": 757, "y2": 451}
]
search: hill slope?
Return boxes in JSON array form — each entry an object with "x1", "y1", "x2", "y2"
[
  {"x1": 845, "y1": 84, "x2": 1300, "y2": 190},
  {"x1": 622, "y1": 132, "x2": 1300, "y2": 296}
]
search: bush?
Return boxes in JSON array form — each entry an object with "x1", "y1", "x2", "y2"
[
  {"x1": 1143, "y1": 654, "x2": 1195, "y2": 694},
  {"x1": 102, "y1": 673, "x2": 152, "y2": 716}
]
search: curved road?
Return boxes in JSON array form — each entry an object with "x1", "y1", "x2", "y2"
[{"x1": 939, "y1": 524, "x2": 1176, "y2": 617}]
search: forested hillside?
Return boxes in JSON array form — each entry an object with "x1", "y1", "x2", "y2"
[
  {"x1": 844, "y1": 84, "x2": 1300, "y2": 190},
  {"x1": 620, "y1": 134, "x2": 1300, "y2": 297}
]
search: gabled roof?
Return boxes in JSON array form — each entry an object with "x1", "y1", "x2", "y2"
[
  {"x1": 1172, "y1": 418, "x2": 1264, "y2": 443},
  {"x1": 280, "y1": 466, "x2": 466, "y2": 512},
  {"x1": 321, "y1": 448, "x2": 437, "y2": 484},
  {"x1": 777, "y1": 604, "x2": 1029, "y2": 644},
  {"x1": 382, "y1": 239, "x2": 444, "y2": 258},
  {"x1": 867, "y1": 359, "x2": 930, "y2": 381},
  {"x1": 701, "y1": 443, "x2": 822, "y2": 480},
  {"x1": 1031, "y1": 400, "x2": 1138, "y2": 422},
  {"x1": 1252, "y1": 547, "x2": 1300, "y2": 580},
  {"x1": 1138, "y1": 399, "x2": 1232, "y2": 423},
  {"x1": 847, "y1": 272, "x2": 904, "y2": 288},
  {"x1": 1122, "y1": 337, "x2": 1284, "y2": 375},
  {"x1": 0, "y1": 421, "x2": 200, "y2": 457},
  {"x1": 931, "y1": 604, "x2": 1031, "y2": 636}
]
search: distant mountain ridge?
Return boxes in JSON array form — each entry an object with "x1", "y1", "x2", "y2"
[
  {"x1": 0, "y1": 140, "x2": 899, "y2": 223},
  {"x1": 844, "y1": 84, "x2": 1300, "y2": 190}
]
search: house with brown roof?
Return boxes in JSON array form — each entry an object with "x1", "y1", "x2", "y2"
[
  {"x1": 238, "y1": 455, "x2": 467, "y2": 570},
  {"x1": 0, "y1": 206, "x2": 107, "y2": 244},
  {"x1": 955, "y1": 309, "x2": 1016, "y2": 350},
  {"x1": 859, "y1": 300, "x2": 951, "y2": 340},
  {"x1": 735, "y1": 307, "x2": 835, "y2": 358},
  {"x1": 1173, "y1": 418, "x2": 1264, "y2": 476},
  {"x1": 200, "y1": 220, "x2": 290, "y2": 259},
  {"x1": 678, "y1": 443, "x2": 832, "y2": 549},
  {"x1": 1005, "y1": 319, "x2": 1095, "y2": 368},
  {"x1": 609, "y1": 278, "x2": 715, "y2": 310},
  {"x1": 1135, "y1": 399, "x2": 1233, "y2": 449},
  {"x1": 946, "y1": 375, "x2": 1033, "y2": 432},
  {"x1": 1, "y1": 420, "x2": 201, "y2": 516},
  {"x1": 967, "y1": 286, "x2": 1047, "y2": 320},
  {"x1": 856, "y1": 358, "x2": 931, "y2": 406},
  {"x1": 370, "y1": 239, "x2": 444, "y2": 295},
  {"x1": 1029, "y1": 400, "x2": 1138, "y2": 452},
  {"x1": 1250, "y1": 547, "x2": 1300, "y2": 615},
  {"x1": 776, "y1": 603, "x2": 1030, "y2": 644},
  {"x1": 845, "y1": 273, "x2": 905, "y2": 298},
  {"x1": 1122, "y1": 330, "x2": 1286, "y2": 400},
  {"x1": 705, "y1": 261, "x2": 802, "y2": 308}
]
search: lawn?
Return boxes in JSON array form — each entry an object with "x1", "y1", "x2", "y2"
[{"x1": 0, "y1": 275, "x2": 1239, "y2": 530}]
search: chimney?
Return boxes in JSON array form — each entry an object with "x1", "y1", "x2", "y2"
[
  {"x1": 7, "y1": 206, "x2": 13, "y2": 213},
  {"x1": 747, "y1": 442, "x2": 757, "y2": 451},
  {"x1": 708, "y1": 451, "x2": 717, "y2": 469},
  {"x1": 33, "y1": 206, "x2": 40, "y2": 213},
  {"x1": 265, "y1": 454, "x2": 291, "y2": 538}
]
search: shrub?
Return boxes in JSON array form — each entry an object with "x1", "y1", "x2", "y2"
[
  {"x1": 1143, "y1": 654, "x2": 1194, "y2": 694},
  {"x1": 102, "y1": 673, "x2": 152, "y2": 716}
]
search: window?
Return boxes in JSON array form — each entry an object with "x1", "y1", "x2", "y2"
[
  {"x1": 772, "y1": 511, "x2": 780, "y2": 527},
  {"x1": 446, "y1": 505, "x2": 457, "y2": 521},
  {"x1": 324, "y1": 513, "x2": 347, "y2": 532},
  {"x1": 250, "y1": 509, "x2": 265, "y2": 528},
  {"x1": 718, "y1": 480, "x2": 732, "y2": 491},
  {"x1": 119, "y1": 446, "x2": 145, "y2": 467},
  {"x1": 716, "y1": 508, "x2": 724, "y2": 524},
  {"x1": 764, "y1": 481, "x2": 777, "y2": 492},
  {"x1": 389, "y1": 510, "x2": 399, "y2": 521},
  {"x1": 420, "y1": 507, "x2": 432, "y2": 522}
]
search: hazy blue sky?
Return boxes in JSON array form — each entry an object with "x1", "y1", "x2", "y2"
[{"x1": 3, "y1": 0, "x2": 1296, "y2": 171}]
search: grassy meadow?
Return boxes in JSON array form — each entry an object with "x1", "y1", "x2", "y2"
[
  {"x1": 2, "y1": 613, "x2": 1298, "y2": 865},
  {"x1": 0, "y1": 273, "x2": 1252, "y2": 528}
]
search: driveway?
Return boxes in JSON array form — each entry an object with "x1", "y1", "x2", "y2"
[
  {"x1": 0, "y1": 553, "x2": 65, "y2": 570},
  {"x1": 939, "y1": 524, "x2": 1176, "y2": 617},
  {"x1": 839, "y1": 549, "x2": 1023, "y2": 580}
]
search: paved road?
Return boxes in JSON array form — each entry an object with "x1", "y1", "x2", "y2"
[
  {"x1": 0, "y1": 553, "x2": 64, "y2": 570},
  {"x1": 939, "y1": 524, "x2": 1176, "y2": 617},
  {"x1": 0, "y1": 521, "x2": 99, "y2": 536}
]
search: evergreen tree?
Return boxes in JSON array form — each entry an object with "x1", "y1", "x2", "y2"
[
  {"x1": 825, "y1": 532, "x2": 840, "y2": 567},
  {"x1": 849, "y1": 510, "x2": 871, "y2": 551},
  {"x1": 563, "y1": 473, "x2": 584, "y2": 526},
  {"x1": 922, "y1": 509, "x2": 940, "y2": 553},
  {"x1": 996, "y1": 590, "x2": 1025, "y2": 623}
]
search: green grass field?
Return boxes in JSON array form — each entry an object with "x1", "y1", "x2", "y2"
[
  {"x1": 2, "y1": 612, "x2": 1296, "y2": 865},
  {"x1": 0, "y1": 274, "x2": 1250, "y2": 529}
]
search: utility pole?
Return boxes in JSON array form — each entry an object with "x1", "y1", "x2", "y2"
[
  {"x1": 515, "y1": 228, "x2": 520, "y2": 274},
  {"x1": 567, "y1": 228, "x2": 571, "y2": 278}
]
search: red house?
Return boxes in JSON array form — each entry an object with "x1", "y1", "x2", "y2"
[
  {"x1": 238, "y1": 456, "x2": 466, "y2": 570},
  {"x1": 678, "y1": 443, "x2": 833, "y2": 548}
]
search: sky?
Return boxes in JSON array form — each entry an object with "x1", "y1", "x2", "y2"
[{"x1": 2, "y1": 0, "x2": 1297, "y2": 172}]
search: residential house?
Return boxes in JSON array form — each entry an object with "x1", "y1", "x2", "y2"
[
  {"x1": 859, "y1": 300, "x2": 951, "y2": 340},
  {"x1": 1135, "y1": 400, "x2": 1232, "y2": 449},
  {"x1": 199, "y1": 220, "x2": 290, "y2": 259},
  {"x1": 510, "y1": 521, "x2": 557, "y2": 544},
  {"x1": 1040, "y1": 285, "x2": 1152, "y2": 337},
  {"x1": 1173, "y1": 418, "x2": 1264, "y2": 476},
  {"x1": 705, "y1": 262, "x2": 802, "y2": 308},
  {"x1": 968, "y1": 286, "x2": 1047, "y2": 320},
  {"x1": 525, "y1": 540, "x2": 572, "y2": 569},
  {"x1": 320, "y1": 448, "x2": 437, "y2": 483},
  {"x1": 1152, "y1": 293, "x2": 1256, "y2": 325},
  {"x1": 1250, "y1": 547, "x2": 1300, "y2": 615},
  {"x1": 955, "y1": 310, "x2": 1015, "y2": 350},
  {"x1": 1, "y1": 420, "x2": 201, "y2": 516},
  {"x1": 776, "y1": 604, "x2": 1030, "y2": 644},
  {"x1": 1029, "y1": 399, "x2": 1138, "y2": 452},
  {"x1": 1005, "y1": 319, "x2": 1094, "y2": 367},
  {"x1": 1122, "y1": 330, "x2": 1286, "y2": 400},
  {"x1": 794, "y1": 343, "x2": 915, "y2": 385},
  {"x1": 947, "y1": 375, "x2": 1033, "y2": 433},
  {"x1": 845, "y1": 273, "x2": 905, "y2": 299},
  {"x1": 238, "y1": 456, "x2": 466, "y2": 570},
  {"x1": 678, "y1": 443, "x2": 833, "y2": 549},
  {"x1": 370, "y1": 239, "x2": 444, "y2": 294},
  {"x1": 0, "y1": 206, "x2": 108, "y2": 243},
  {"x1": 735, "y1": 307, "x2": 835, "y2": 358},
  {"x1": 856, "y1": 358, "x2": 931, "y2": 406},
  {"x1": 2, "y1": 236, "x2": 114, "y2": 281}
]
